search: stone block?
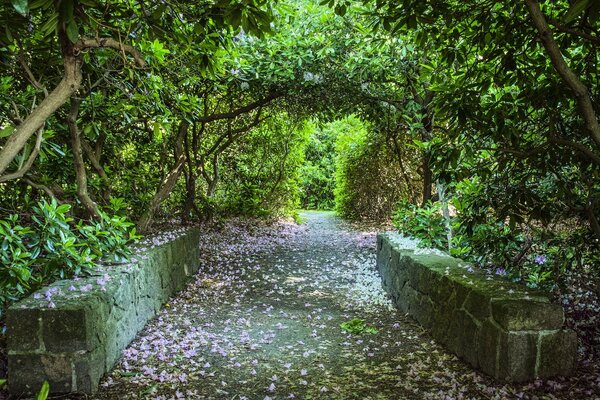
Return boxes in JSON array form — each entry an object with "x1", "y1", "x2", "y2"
[
  {"x1": 477, "y1": 319, "x2": 500, "y2": 377},
  {"x1": 537, "y1": 330, "x2": 577, "y2": 378},
  {"x1": 491, "y1": 299, "x2": 564, "y2": 331},
  {"x1": 497, "y1": 330, "x2": 537, "y2": 382},
  {"x1": 392, "y1": 269, "x2": 408, "y2": 293},
  {"x1": 446, "y1": 309, "x2": 481, "y2": 368},
  {"x1": 463, "y1": 289, "x2": 491, "y2": 320},
  {"x1": 8, "y1": 229, "x2": 200, "y2": 396},
  {"x1": 376, "y1": 236, "x2": 391, "y2": 273},
  {"x1": 430, "y1": 296, "x2": 454, "y2": 340},
  {"x1": 412, "y1": 293, "x2": 436, "y2": 330},
  {"x1": 8, "y1": 353, "x2": 73, "y2": 395},
  {"x1": 6, "y1": 308, "x2": 41, "y2": 352},
  {"x1": 401, "y1": 284, "x2": 420, "y2": 314},
  {"x1": 42, "y1": 307, "x2": 93, "y2": 353},
  {"x1": 74, "y1": 348, "x2": 106, "y2": 393},
  {"x1": 428, "y1": 274, "x2": 454, "y2": 305}
]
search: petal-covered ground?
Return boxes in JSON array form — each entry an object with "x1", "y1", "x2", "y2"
[{"x1": 84, "y1": 211, "x2": 598, "y2": 400}]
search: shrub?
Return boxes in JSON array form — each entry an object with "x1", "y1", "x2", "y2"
[
  {"x1": 298, "y1": 121, "x2": 337, "y2": 210},
  {"x1": 392, "y1": 201, "x2": 448, "y2": 249},
  {"x1": 334, "y1": 116, "x2": 406, "y2": 221},
  {"x1": 0, "y1": 198, "x2": 139, "y2": 315},
  {"x1": 392, "y1": 178, "x2": 599, "y2": 290}
]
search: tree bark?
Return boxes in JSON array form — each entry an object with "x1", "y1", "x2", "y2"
[
  {"x1": 81, "y1": 138, "x2": 111, "y2": 200},
  {"x1": 137, "y1": 121, "x2": 189, "y2": 233},
  {"x1": 421, "y1": 112, "x2": 434, "y2": 206},
  {"x1": 0, "y1": 55, "x2": 81, "y2": 176},
  {"x1": 0, "y1": 36, "x2": 144, "y2": 177},
  {"x1": 68, "y1": 98, "x2": 100, "y2": 218},
  {"x1": 0, "y1": 127, "x2": 44, "y2": 183},
  {"x1": 524, "y1": 0, "x2": 600, "y2": 150},
  {"x1": 389, "y1": 134, "x2": 418, "y2": 204}
]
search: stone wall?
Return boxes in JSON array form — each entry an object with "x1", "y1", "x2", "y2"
[
  {"x1": 7, "y1": 228, "x2": 200, "y2": 396},
  {"x1": 376, "y1": 233, "x2": 577, "y2": 382}
]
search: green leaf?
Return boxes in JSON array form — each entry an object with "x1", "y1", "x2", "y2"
[
  {"x1": 0, "y1": 125, "x2": 15, "y2": 138},
  {"x1": 40, "y1": 12, "x2": 59, "y2": 36},
  {"x1": 66, "y1": 19, "x2": 79, "y2": 43},
  {"x1": 29, "y1": 0, "x2": 51, "y2": 9},
  {"x1": 563, "y1": 0, "x2": 591, "y2": 23},
  {"x1": 11, "y1": 0, "x2": 28, "y2": 16},
  {"x1": 340, "y1": 318, "x2": 378, "y2": 334},
  {"x1": 14, "y1": 266, "x2": 31, "y2": 282},
  {"x1": 79, "y1": 0, "x2": 99, "y2": 6},
  {"x1": 36, "y1": 381, "x2": 49, "y2": 400}
]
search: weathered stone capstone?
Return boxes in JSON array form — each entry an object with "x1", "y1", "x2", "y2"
[
  {"x1": 376, "y1": 233, "x2": 577, "y2": 382},
  {"x1": 7, "y1": 228, "x2": 200, "y2": 396}
]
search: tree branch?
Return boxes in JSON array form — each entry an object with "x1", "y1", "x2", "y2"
[
  {"x1": 547, "y1": 18, "x2": 600, "y2": 46},
  {"x1": 68, "y1": 98, "x2": 100, "y2": 218},
  {"x1": 549, "y1": 136, "x2": 600, "y2": 166},
  {"x1": 524, "y1": 0, "x2": 600, "y2": 150},
  {"x1": 196, "y1": 92, "x2": 281, "y2": 123},
  {"x1": 76, "y1": 37, "x2": 146, "y2": 68},
  {"x1": 0, "y1": 127, "x2": 44, "y2": 183}
]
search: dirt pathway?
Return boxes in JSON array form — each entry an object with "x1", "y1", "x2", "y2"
[{"x1": 90, "y1": 212, "x2": 599, "y2": 400}]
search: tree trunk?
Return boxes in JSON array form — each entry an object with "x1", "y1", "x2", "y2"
[
  {"x1": 81, "y1": 138, "x2": 111, "y2": 200},
  {"x1": 0, "y1": 55, "x2": 81, "y2": 176},
  {"x1": 137, "y1": 121, "x2": 189, "y2": 233},
  {"x1": 524, "y1": 0, "x2": 600, "y2": 151},
  {"x1": 436, "y1": 180, "x2": 453, "y2": 250},
  {"x1": 421, "y1": 107, "x2": 435, "y2": 206},
  {"x1": 390, "y1": 134, "x2": 418, "y2": 204},
  {"x1": 182, "y1": 169, "x2": 197, "y2": 222},
  {"x1": 422, "y1": 158, "x2": 433, "y2": 205},
  {"x1": 68, "y1": 98, "x2": 100, "y2": 218}
]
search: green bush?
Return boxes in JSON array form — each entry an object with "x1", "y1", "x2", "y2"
[
  {"x1": 392, "y1": 201, "x2": 448, "y2": 249},
  {"x1": 392, "y1": 177, "x2": 598, "y2": 289},
  {"x1": 298, "y1": 121, "x2": 337, "y2": 210},
  {"x1": 0, "y1": 198, "x2": 139, "y2": 314},
  {"x1": 334, "y1": 116, "x2": 407, "y2": 221}
]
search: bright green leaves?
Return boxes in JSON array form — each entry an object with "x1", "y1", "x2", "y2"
[
  {"x1": 11, "y1": 0, "x2": 28, "y2": 16},
  {"x1": 36, "y1": 381, "x2": 50, "y2": 400},
  {"x1": 340, "y1": 318, "x2": 378, "y2": 334},
  {"x1": 0, "y1": 198, "x2": 139, "y2": 311},
  {"x1": 0, "y1": 125, "x2": 15, "y2": 138},
  {"x1": 140, "y1": 39, "x2": 171, "y2": 64}
]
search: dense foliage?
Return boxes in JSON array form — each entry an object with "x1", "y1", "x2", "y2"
[
  {"x1": 298, "y1": 121, "x2": 337, "y2": 210},
  {"x1": 0, "y1": 197, "x2": 137, "y2": 309},
  {"x1": 334, "y1": 116, "x2": 409, "y2": 220}
]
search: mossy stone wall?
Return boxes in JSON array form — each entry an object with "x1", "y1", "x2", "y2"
[
  {"x1": 376, "y1": 233, "x2": 577, "y2": 382},
  {"x1": 7, "y1": 229, "x2": 200, "y2": 396}
]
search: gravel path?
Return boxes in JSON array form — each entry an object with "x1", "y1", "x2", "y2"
[{"x1": 89, "y1": 211, "x2": 600, "y2": 400}]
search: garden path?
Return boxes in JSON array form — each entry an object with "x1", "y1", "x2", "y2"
[{"x1": 89, "y1": 212, "x2": 599, "y2": 400}]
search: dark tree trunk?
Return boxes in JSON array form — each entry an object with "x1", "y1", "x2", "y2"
[{"x1": 68, "y1": 98, "x2": 100, "y2": 218}]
